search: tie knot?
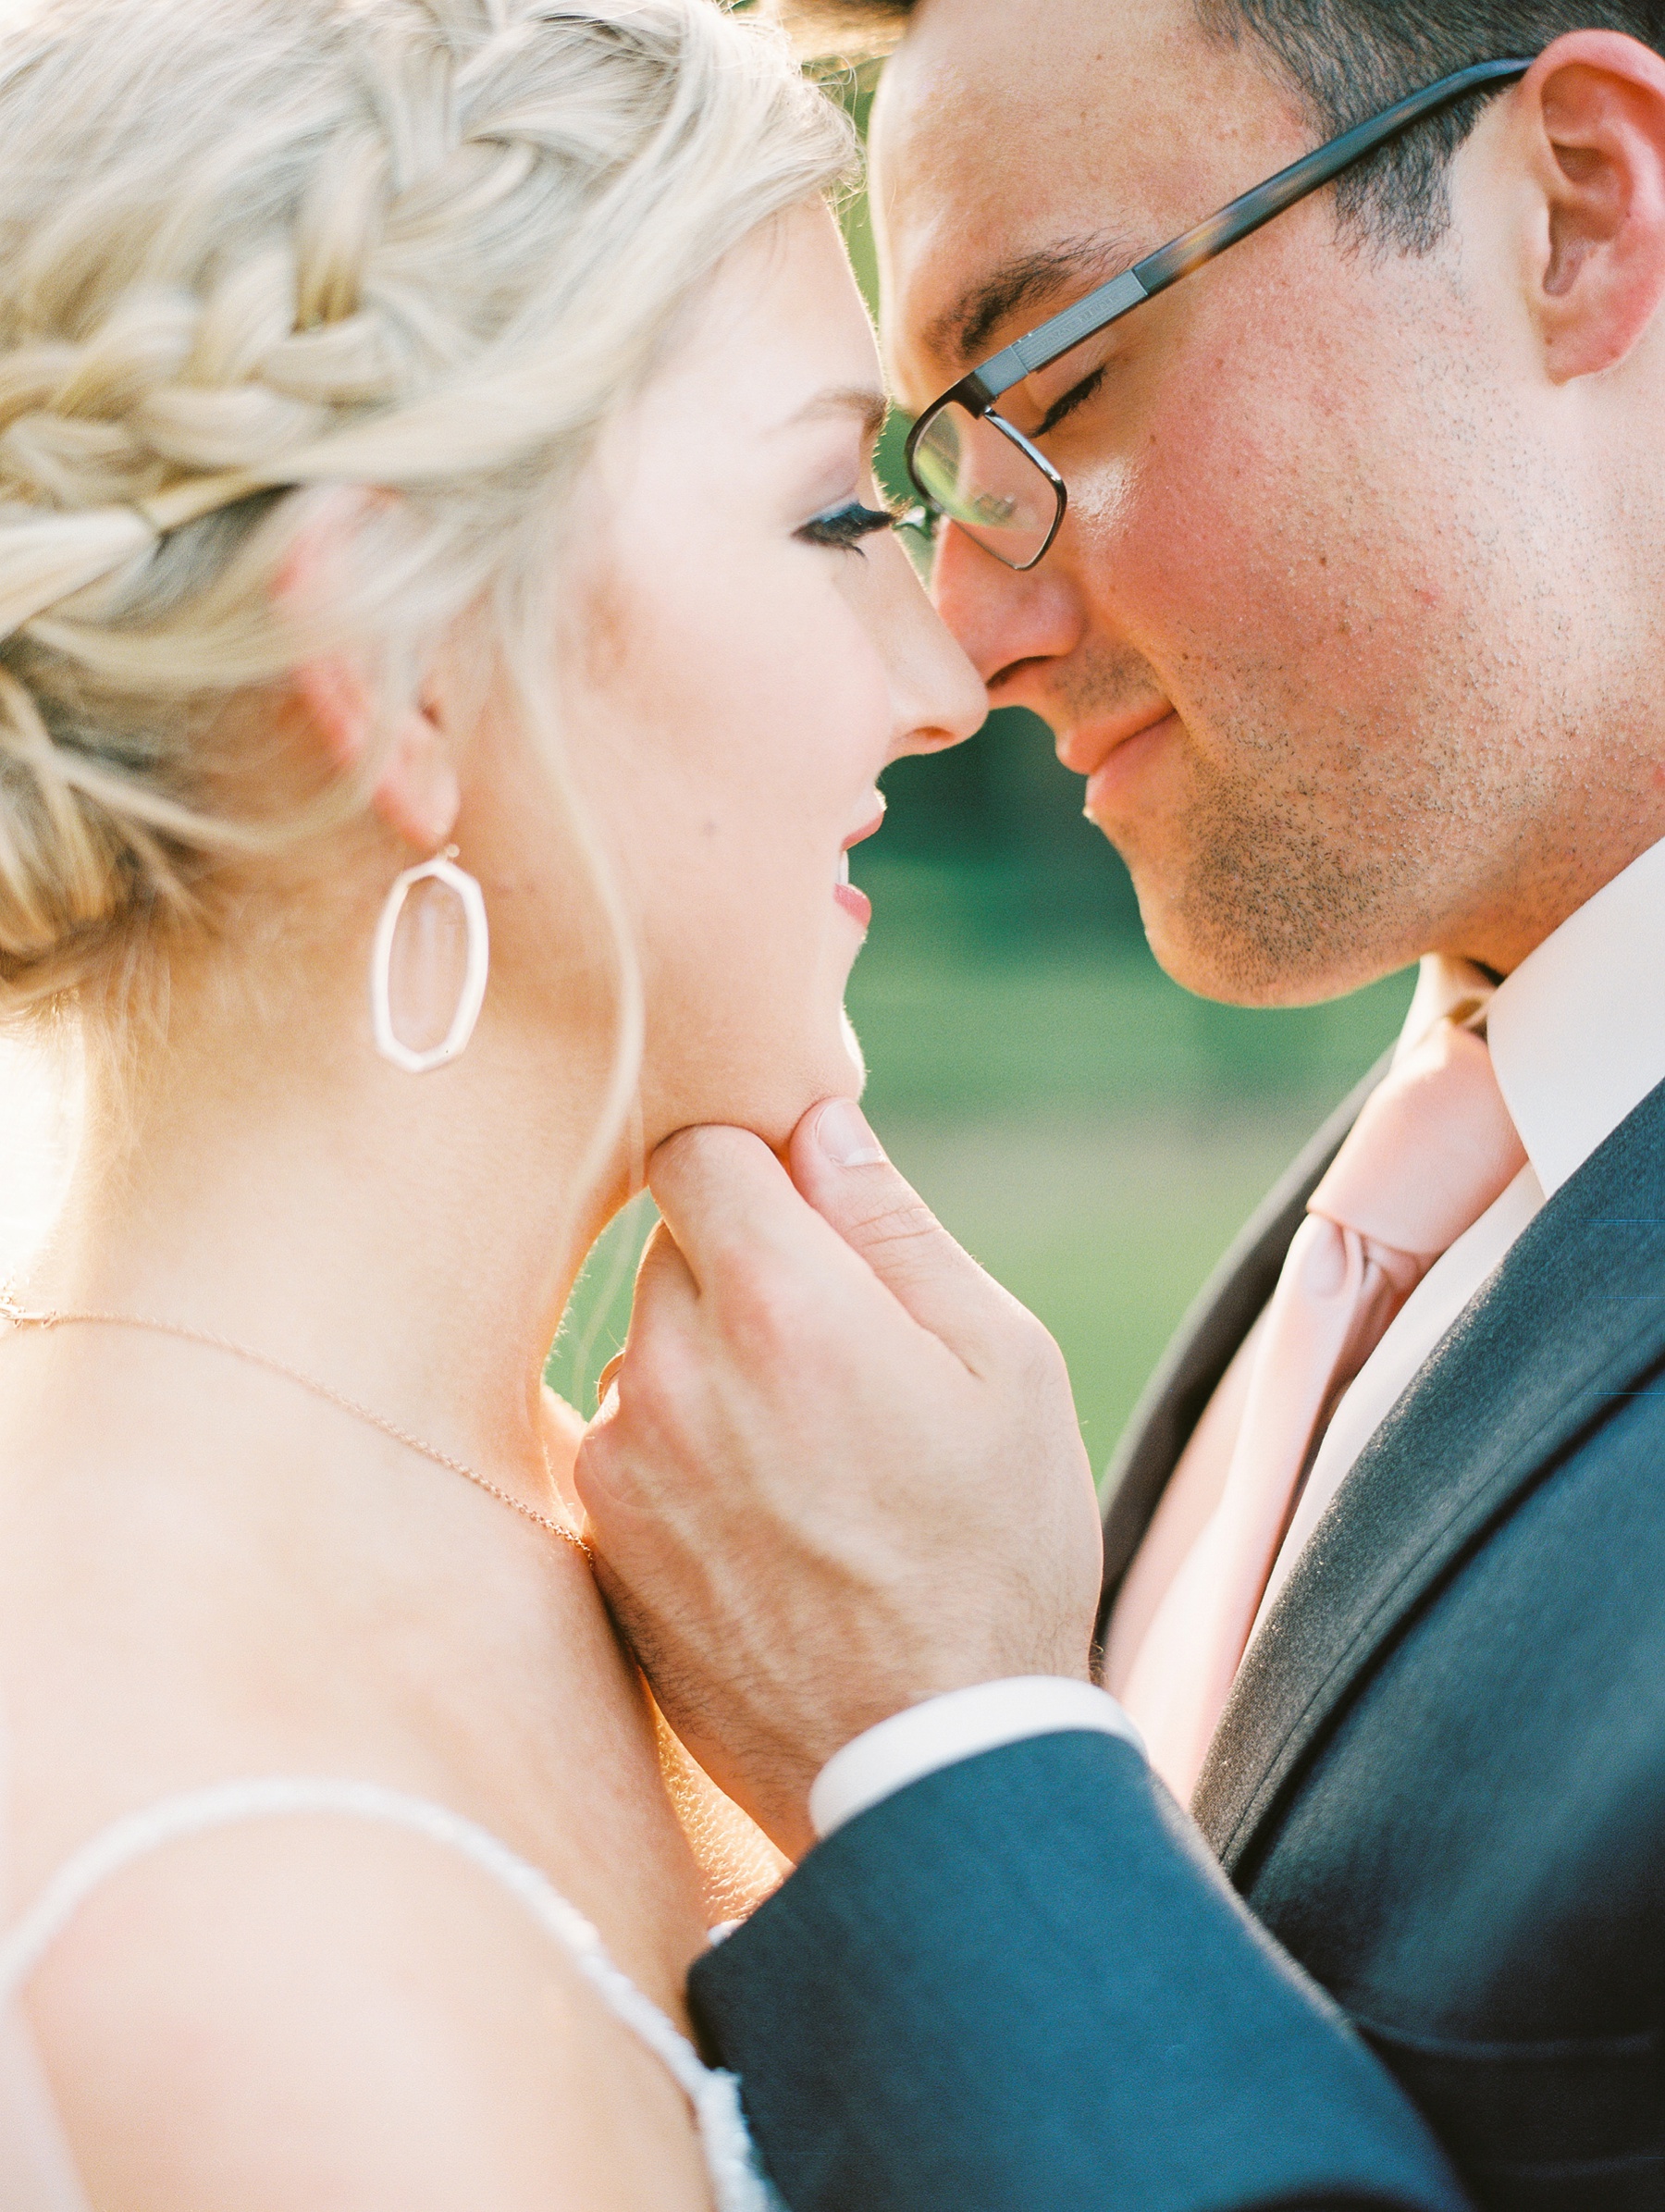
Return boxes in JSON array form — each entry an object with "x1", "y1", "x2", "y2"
[{"x1": 1309, "y1": 1017, "x2": 1527, "y2": 1262}]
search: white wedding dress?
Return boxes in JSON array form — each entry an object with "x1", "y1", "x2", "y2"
[{"x1": 0, "y1": 1764, "x2": 783, "y2": 2212}]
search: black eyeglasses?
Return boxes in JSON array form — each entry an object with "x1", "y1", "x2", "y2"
[{"x1": 903, "y1": 56, "x2": 1534, "y2": 572}]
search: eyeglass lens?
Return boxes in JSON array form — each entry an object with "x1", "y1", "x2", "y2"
[{"x1": 910, "y1": 402, "x2": 1061, "y2": 569}]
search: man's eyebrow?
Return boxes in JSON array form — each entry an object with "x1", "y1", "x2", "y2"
[
  {"x1": 783, "y1": 386, "x2": 890, "y2": 440},
  {"x1": 927, "y1": 234, "x2": 1141, "y2": 372}
]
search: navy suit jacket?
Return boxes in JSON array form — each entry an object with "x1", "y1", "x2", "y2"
[{"x1": 690, "y1": 1069, "x2": 1665, "y2": 2212}]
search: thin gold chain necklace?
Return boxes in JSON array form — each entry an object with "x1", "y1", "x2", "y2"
[{"x1": 0, "y1": 1288, "x2": 590, "y2": 1559}]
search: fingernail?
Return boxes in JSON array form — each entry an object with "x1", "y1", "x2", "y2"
[{"x1": 815, "y1": 1098, "x2": 887, "y2": 1168}]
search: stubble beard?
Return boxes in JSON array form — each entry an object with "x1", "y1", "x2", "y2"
[
  {"x1": 1152, "y1": 750, "x2": 1401, "y2": 1006},
  {"x1": 1053, "y1": 649, "x2": 1466, "y2": 1007}
]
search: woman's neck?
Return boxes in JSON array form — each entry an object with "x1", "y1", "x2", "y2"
[{"x1": 30, "y1": 958, "x2": 623, "y2": 1507}]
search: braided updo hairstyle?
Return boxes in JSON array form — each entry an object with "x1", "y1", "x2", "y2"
[{"x1": 0, "y1": 0, "x2": 854, "y2": 1016}]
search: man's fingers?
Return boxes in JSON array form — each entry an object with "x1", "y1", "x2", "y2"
[
  {"x1": 648, "y1": 1123, "x2": 883, "y2": 1307},
  {"x1": 586, "y1": 1222, "x2": 696, "y2": 1407},
  {"x1": 647, "y1": 1126, "x2": 804, "y2": 1291},
  {"x1": 788, "y1": 1099, "x2": 1018, "y2": 1364},
  {"x1": 646, "y1": 1117, "x2": 1014, "y2": 1376},
  {"x1": 631, "y1": 1214, "x2": 698, "y2": 1314}
]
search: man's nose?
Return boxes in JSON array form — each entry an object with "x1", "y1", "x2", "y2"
[{"x1": 931, "y1": 522, "x2": 1085, "y2": 690}]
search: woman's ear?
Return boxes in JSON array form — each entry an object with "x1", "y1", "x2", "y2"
[
  {"x1": 278, "y1": 489, "x2": 462, "y2": 852},
  {"x1": 1518, "y1": 31, "x2": 1665, "y2": 383},
  {"x1": 290, "y1": 654, "x2": 462, "y2": 849}
]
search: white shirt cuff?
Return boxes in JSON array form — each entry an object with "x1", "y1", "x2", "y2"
[{"x1": 808, "y1": 1676, "x2": 1146, "y2": 1841}]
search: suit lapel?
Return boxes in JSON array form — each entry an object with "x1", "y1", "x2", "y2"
[{"x1": 1195, "y1": 1077, "x2": 1665, "y2": 1875}]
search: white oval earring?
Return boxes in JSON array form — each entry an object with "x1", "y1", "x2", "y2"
[{"x1": 369, "y1": 845, "x2": 489, "y2": 1075}]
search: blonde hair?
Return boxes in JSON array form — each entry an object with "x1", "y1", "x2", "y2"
[{"x1": 0, "y1": 0, "x2": 854, "y2": 1033}]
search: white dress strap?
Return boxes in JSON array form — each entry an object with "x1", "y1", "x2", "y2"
[{"x1": 0, "y1": 1777, "x2": 781, "y2": 2212}]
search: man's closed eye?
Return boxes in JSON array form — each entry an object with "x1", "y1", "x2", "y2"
[{"x1": 1033, "y1": 363, "x2": 1111, "y2": 441}]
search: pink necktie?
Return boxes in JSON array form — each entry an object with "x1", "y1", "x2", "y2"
[{"x1": 1123, "y1": 1015, "x2": 1527, "y2": 1802}]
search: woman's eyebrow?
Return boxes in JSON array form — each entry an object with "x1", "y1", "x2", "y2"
[{"x1": 780, "y1": 386, "x2": 889, "y2": 440}]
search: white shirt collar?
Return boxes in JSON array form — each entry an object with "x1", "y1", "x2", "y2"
[{"x1": 1400, "y1": 834, "x2": 1665, "y2": 1201}]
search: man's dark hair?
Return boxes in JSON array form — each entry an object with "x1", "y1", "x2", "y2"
[{"x1": 813, "y1": 1, "x2": 1665, "y2": 252}]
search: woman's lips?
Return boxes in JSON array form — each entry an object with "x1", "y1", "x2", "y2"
[
  {"x1": 834, "y1": 879, "x2": 873, "y2": 927},
  {"x1": 834, "y1": 846, "x2": 872, "y2": 927},
  {"x1": 835, "y1": 804, "x2": 884, "y2": 930}
]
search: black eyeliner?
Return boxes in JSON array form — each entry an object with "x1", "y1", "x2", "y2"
[{"x1": 797, "y1": 500, "x2": 900, "y2": 550}]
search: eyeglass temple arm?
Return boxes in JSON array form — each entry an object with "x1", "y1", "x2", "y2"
[{"x1": 968, "y1": 56, "x2": 1534, "y2": 406}]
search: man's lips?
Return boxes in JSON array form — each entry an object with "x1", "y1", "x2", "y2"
[
  {"x1": 1083, "y1": 713, "x2": 1178, "y2": 820},
  {"x1": 1055, "y1": 702, "x2": 1178, "y2": 779}
]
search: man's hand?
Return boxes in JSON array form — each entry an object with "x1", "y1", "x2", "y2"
[{"x1": 574, "y1": 1099, "x2": 1103, "y2": 1858}]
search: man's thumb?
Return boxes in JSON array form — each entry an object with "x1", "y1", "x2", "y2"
[{"x1": 789, "y1": 1099, "x2": 1005, "y2": 1357}]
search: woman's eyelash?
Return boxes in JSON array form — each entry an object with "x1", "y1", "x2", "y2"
[{"x1": 797, "y1": 500, "x2": 901, "y2": 550}]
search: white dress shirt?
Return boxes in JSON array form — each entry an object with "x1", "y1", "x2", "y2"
[{"x1": 811, "y1": 834, "x2": 1665, "y2": 1841}]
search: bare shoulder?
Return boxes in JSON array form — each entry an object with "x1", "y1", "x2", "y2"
[{"x1": 23, "y1": 1808, "x2": 715, "y2": 2212}]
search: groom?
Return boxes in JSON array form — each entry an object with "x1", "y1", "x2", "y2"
[{"x1": 577, "y1": 6, "x2": 1665, "y2": 2208}]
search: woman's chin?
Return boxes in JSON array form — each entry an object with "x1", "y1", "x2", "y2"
[
  {"x1": 643, "y1": 1008, "x2": 868, "y2": 1158},
  {"x1": 796, "y1": 1011, "x2": 869, "y2": 1130},
  {"x1": 835, "y1": 1006, "x2": 867, "y2": 1094},
  {"x1": 725, "y1": 1018, "x2": 870, "y2": 1155}
]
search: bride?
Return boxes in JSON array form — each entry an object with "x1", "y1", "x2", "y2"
[{"x1": 0, "y1": 0, "x2": 982, "y2": 2202}]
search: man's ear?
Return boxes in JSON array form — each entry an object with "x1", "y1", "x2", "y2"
[
  {"x1": 278, "y1": 489, "x2": 462, "y2": 852},
  {"x1": 1518, "y1": 31, "x2": 1665, "y2": 383}
]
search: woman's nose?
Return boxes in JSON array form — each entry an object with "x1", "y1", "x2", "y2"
[
  {"x1": 893, "y1": 612, "x2": 986, "y2": 759},
  {"x1": 869, "y1": 525, "x2": 988, "y2": 760}
]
